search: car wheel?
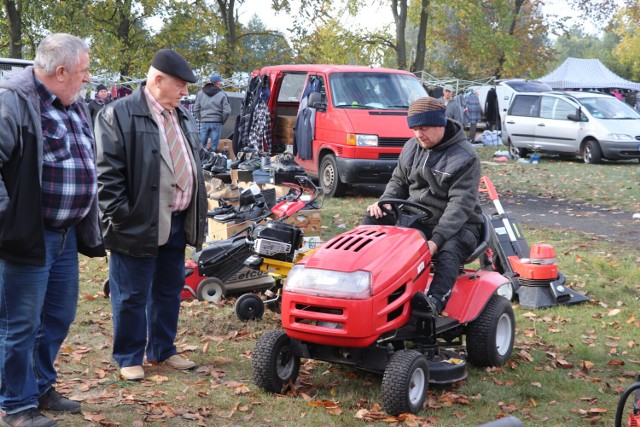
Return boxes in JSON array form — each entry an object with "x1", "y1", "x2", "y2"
[
  {"x1": 235, "y1": 293, "x2": 265, "y2": 321},
  {"x1": 252, "y1": 330, "x2": 300, "y2": 393},
  {"x1": 381, "y1": 349, "x2": 429, "y2": 415},
  {"x1": 196, "y1": 277, "x2": 225, "y2": 303},
  {"x1": 465, "y1": 294, "x2": 515, "y2": 367},
  {"x1": 320, "y1": 154, "x2": 346, "y2": 198},
  {"x1": 582, "y1": 140, "x2": 602, "y2": 164},
  {"x1": 507, "y1": 140, "x2": 528, "y2": 159}
]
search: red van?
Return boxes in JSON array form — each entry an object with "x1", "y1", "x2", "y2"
[{"x1": 243, "y1": 65, "x2": 427, "y2": 196}]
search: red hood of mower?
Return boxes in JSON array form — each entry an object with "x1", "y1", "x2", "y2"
[{"x1": 300, "y1": 225, "x2": 430, "y2": 295}]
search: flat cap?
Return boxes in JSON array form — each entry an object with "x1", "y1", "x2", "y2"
[
  {"x1": 151, "y1": 49, "x2": 197, "y2": 83},
  {"x1": 443, "y1": 84, "x2": 454, "y2": 91}
]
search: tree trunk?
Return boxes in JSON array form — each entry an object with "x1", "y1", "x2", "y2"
[
  {"x1": 410, "y1": 0, "x2": 429, "y2": 72},
  {"x1": 494, "y1": 0, "x2": 525, "y2": 78},
  {"x1": 216, "y1": 0, "x2": 237, "y2": 76},
  {"x1": 4, "y1": 0, "x2": 23, "y2": 58},
  {"x1": 391, "y1": 0, "x2": 407, "y2": 70}
]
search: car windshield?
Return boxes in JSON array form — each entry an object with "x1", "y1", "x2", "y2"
[
  {"x1": 578, "y1": 96, "x2": 640, "y2": 120},
  {"x1": 329, "y1": 72, "x2": 427, "y2": 110}
]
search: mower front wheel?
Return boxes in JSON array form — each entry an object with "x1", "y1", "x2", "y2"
[
  {"x1": 381, "y1": 349, "x2": 429, "y2": 415},
  {"x1": 235, "y1": 293, "x2": 265, "y2": 321},
  {"x1": 465, "y1": 294, "x2": 515, "y2": 367},
  {"x1": 252, "y1": 330, "x2": 300, "y2": 393}
]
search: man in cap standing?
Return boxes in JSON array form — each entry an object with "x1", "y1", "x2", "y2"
[
  {"x1": 193, "y1": 73, "x2": 231, "y2": 151},
  {"x1": 95, "y1": 49, "x2": 206, "y2": 381},
  {"x1": 88, "y1": 83, "x2": 112, "y2": 125},
  {"x1": 363, "y1": 97, "x2": 483, "y2": 316}
]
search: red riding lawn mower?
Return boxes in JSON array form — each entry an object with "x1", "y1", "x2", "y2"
[{"x1": 252, "y1": 198, "x2": 517, "y2": 416}]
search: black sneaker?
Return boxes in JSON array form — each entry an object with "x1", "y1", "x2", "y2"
[
  {"x1": 1, "y1": 408, "x2": 57, "y2": 427},
  {"x1": 38, "y1": 387, "x2": 81, "y2": 413},
  {"x1": 411, "y1": 292, "x2": 442, "y2": 316}
]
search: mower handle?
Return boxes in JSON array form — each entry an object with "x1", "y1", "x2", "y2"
[{"x1": 479, "y1": 176, "x2": 499, "y2": 201}]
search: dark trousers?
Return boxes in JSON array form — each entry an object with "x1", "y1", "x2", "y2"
[
  {"x1": 361, "y1": 212, "x2": 478, "y2": 308},
  {"x1": 108, "y1": 213, "x2": 187, "y2": 368}
]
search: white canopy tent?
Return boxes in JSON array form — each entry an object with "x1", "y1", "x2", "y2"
[{"x1": 536, "y1": 57, "x2": 640, "y2": 91}]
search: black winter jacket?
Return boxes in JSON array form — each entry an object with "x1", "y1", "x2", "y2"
[
  {"x1": 0, "y1": 67, "x2": 105, "y2": 266},
  {"x1": 94, "y1": 85, "x2": 206, "y2": 256}
]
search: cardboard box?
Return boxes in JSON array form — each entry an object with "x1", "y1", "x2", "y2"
[
  {"x1": 284, "y1": 209, "x2": 322, "y2": 236},
  {"x1": 230, "y1": 169, "x2": 254, "y2": 185},
  {"x1": 218, "y1": 138, "x2": 235, "y2": 160},
  {"x1": 207, "y1": 218, "x2": 251, "y2": 241}
]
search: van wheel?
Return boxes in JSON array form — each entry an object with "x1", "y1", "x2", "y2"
[
  {"x1": 507, "y1": 140, "x2": 527, "y2": 159},
  {"x1": 320, "y1": 154, "x2": 346, "y2": 197},
  {"x1": 582, "y1": 140, "x2": 602, "y2": 164}
]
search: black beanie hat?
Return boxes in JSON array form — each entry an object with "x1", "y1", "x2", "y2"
[{"x1": 96, "y1": 84, "x2": 107, "y2": 92}]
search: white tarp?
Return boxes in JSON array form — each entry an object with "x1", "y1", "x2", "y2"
[{"x1": 536, "y1": 57, "x2": 640, "y2": 91}]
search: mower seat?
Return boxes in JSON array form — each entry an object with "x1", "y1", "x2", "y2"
[{"x1": 463, "y1": 213, "x2": 490, "y2": 265}]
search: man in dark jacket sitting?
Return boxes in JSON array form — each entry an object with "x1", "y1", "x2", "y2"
[{"x1": 363, "y1": 97, "x2": 483, "y2": 315}]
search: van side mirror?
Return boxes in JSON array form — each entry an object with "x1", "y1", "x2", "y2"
[
  {"x1": 567, "y1": 113, "x2": 580, "y2": 121},
  {"x1": 308, "y1": 92, "x2": 327, "y2": 111}
]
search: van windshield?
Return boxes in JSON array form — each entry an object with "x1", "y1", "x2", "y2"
[
  {"x1": 578, "y1": 96, "x2": 640, "y2": 120},
  {"x1": 329, "y1": 72, "x2": 427, "y2": 110}
]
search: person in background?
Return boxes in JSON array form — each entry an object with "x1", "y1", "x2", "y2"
[
  {"x1": 193, "y1": 73, "x2": 231, "y2": 151},
  {"x1": 363, "y1": 97, "x2": 482, "y2": 316},
  {"x1": 439, "y1": 84, "x2": 454, "y2": 106},
  {"x1": 465, "y1": 90, "x2": 482, "y2": 143},
  {"x1": 95, "y1": 49, "x2": 206, "y2": 382},
  {"x1": 0, "y1": 33, "x2": 105, "y2": 427},
  {"x1": 88, "y1": 84, "x2": 112, "y2": 125}
]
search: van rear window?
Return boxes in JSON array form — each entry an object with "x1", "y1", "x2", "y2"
[
  {"x1": 510, "y1": 95, "x2": 541, "y2": 117},
  {"x1": 277, "y1": 73, "x2": 307, "y2": 103}
]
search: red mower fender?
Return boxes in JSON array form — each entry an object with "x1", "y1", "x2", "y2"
[{"x1": 442, "y1": 269, "x2": 511, "y2": 323}]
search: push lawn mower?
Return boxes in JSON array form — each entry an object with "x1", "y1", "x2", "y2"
[
  {"x1": 478, "y1": 176, "x2": 590, "y2": 309},
  {"x1": 252, "y1": 199, "x2": 516, "y2": 416},
  {"x1": 195, "y1": 176, "x2": 322, "y2": 320}
]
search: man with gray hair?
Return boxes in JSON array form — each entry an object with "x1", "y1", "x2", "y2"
[
  {"x1": 0, "y1": 33, "x2": 105, "y2": 426},
  {"x1": 95, "y1": 49, "x2": 206, "y2": 382}
]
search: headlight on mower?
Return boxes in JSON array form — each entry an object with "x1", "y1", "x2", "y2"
[{"x1": 284, "y1": 265, "x2": 372, "y2": 299}]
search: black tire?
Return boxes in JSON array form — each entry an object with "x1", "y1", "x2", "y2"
[
  {"x1": 196, "y1": 278, "x2": 225, "y2": 303},
  {"x1": 466, "y1": 294, "x2": 515, "y2": 367},
  {"x1": 252, "y1": 330, "x2": 300, "y2": 393},
  {"x1": 582, "y1": 139, "x2": 602, "y2": 164},
  {"x1": 235, "y1": 293, "x2": 265, "y2": 321},
  {"x1": 507, "y1": 139, "x2": 528, "y2": 159},
  {"x1": 381, "y1": 349, "x2": 429, "y2": 416},
  {"x1": 319, "y1": 154, "x2": 346, "y2": 197},
  {"x1": 103, "y1": 279, "x2": 110, "y2": 298}
]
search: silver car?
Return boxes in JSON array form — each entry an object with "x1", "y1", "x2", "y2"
[{"x1": 503, "y1": 91, "x2": 640, "y2": 163}]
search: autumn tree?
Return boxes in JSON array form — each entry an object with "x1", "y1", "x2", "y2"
[{"x1": 612, "y1": 3, "x2": 640, "y2": 80}]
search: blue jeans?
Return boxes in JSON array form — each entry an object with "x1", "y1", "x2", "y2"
[
  {"x1": 109, "y1": 213, "x2": 186, "y2": 368},
  {"x1": 199, "y1": 122, "x2": 222, "y2": 151},
  {"x1": 0, "y1": 227, "x2": 79, "y2": 414}
]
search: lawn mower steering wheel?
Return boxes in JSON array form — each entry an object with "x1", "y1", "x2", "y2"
[{"x1": 378, "y1": 199, "x2": 433, "y2": 228}]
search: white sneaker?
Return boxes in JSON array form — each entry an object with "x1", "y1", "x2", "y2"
[
  {"x1": 164, "y1": 354, "x2": 196, "y2": 370},
  {"x1": 120, "y1": 365, "x2": 144, "y2": 380}
]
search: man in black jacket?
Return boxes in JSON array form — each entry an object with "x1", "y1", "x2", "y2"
[
  {"x1": 363, "y1": 97, "x2": 483, "y2": 315},
  {"x1": 0, "y1": 33, "x2": 105, "y2": 427},
  {"x1": 95, "y1": 49, "x2": 206, "y2": 381}
]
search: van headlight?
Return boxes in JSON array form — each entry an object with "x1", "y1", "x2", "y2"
[
  {"x1": 284, "y1": 265, "x2": 372, "y2": 299},
  {"x1": 346, "y1": 133, "x2": 378, "y2": 146},
  {"x1": 497, "y1": 282, "x2": 514, "y2": 301},
  {"x1": 607, "y1": 133, "x2": 634, "y2": 141}
]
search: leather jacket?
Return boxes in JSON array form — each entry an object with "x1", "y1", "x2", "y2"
[{"x1": 95, "y1": 85, "x2": 206, "y2": 256}]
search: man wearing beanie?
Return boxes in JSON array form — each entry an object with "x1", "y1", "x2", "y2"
[
  {"x1": 363, "y1": 97, "x2": 483, "y2": 315},
  {"x1": 193, "y1": 72, "x2": 231, "y2": 151},
  {"x1": 94, "y1": 49, "x2": 206, "y2": 381},
  {"x1": 88, "y1": 83, "x2": 112, "y2": 125}
]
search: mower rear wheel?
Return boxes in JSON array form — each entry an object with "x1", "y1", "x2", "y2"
[
  {"x1": 235, "y1": 293, "x2": 265, "y2": 321},
  {"x1": 196, "y1": 278, "x2": 225, "y2": 303},
  {"x1": 252, "y1": 330, "x2": 300, "y2": 393},
  {"x1": 465, "y1": 295, "x2": 515, "y2": 367},
  {"x1": 381, "y1": 349, "x2": 429, "y2": 415}
]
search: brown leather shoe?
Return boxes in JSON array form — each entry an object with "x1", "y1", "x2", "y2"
[
  {"x1": 120, "y1": 365, "x2": 144, "y2": 381},
  {"x1": 209, "y1": 184, "x2": 240, "y2": 200},
  {"x1": 164, "y1": 354, "x2": 196, "y2": 370}
]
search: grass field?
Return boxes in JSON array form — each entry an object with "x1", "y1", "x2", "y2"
[{"x1": 52, "y1": 148, "x2": 639, "y2": 426}]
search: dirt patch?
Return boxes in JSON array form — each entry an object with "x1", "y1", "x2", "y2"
[{"x1": 493, "y1": 192, "x2": 640, "y2": 249}]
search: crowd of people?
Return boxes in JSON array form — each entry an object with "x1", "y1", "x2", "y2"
[{"x1": 0, "y1": 32, "x2": 496, "y2": 427}]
